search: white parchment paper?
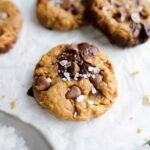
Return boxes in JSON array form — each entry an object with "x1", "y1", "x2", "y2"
[{"x1": 0, "y1": 0, "x2": 150, "y2": 150}]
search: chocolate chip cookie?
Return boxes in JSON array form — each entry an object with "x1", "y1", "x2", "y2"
[
  {"x1": 87, "y1": 0, "x2": 150, "y2": 47},
  {"x1": 36, "y1": 0, "x2": 86, "y2": 30},
  {"x1": 0, "y1": 0, "x2": 22, "y2": 53},
  {"x1": 32, "y1": 43, "x2": 118, "y2": 121}
]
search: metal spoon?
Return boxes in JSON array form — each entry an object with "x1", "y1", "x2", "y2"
[{"x1": 0, "y1": 110, "x2": 54, "y2": 150}]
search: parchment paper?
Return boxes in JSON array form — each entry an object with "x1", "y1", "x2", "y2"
[{"x1": 0, "y1": 0, "x2": 150, "y2": 149}]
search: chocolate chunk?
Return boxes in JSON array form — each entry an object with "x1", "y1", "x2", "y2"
[
  {"x1": 27, "y1": 87, "x2": 34, "y2": 97},
  {"x1": 143, "y1": 23, "x2": 150, "y2": 37},
  {"x1": 68, "y1": 62, "x2": 80, "y2": 76},
  {"x1": 90, "y1": 74, "x2": 103, "y2": 87},
  {"x1": 61, "y1": 0, "x2": 71, "y2": 10},
  {"x1": 66, "y1": 86, "x2": 81, "y2": 99},
  {"x1": 34, "y1": 76, "x2": 51, "y2": 91},
  {"x1": 65, "y1": 45, "x2": 79, "y2": 53},
  {"x1": 78, "y1": 43, "x2": 98, "y2": 62}
]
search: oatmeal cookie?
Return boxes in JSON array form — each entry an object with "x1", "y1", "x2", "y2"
[
  {"x1": 87, "y1": 0, "x2": 150, "y2": 47},
  {"x1": 32, "y1": 43, "x2": 118, "y2": 121},
  {"x1": 36, "y1": 0, "x2": 86, "y2": 30},
  {"x1": 0, "y1": 0, "x2": 22, "y2": 53}
]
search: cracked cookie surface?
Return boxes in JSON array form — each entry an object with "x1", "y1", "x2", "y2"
[
  {"x1": 36, "y1": 0, "x2": 86, "y2": 30},
  {"x1": 32, "y1": 43, "x2": 118, "y2": 121},
  {"x1": 88, "y1": 0, "x2": 150, "y2": 47},
  {"x1": 0, "y1": 0, "x2": 22, "y2": 53}
]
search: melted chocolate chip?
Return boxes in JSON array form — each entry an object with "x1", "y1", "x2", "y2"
[
  {"x1": 66, "y1": 86, "x2": 81, "y2": 99},
  {"x1": 67, "y1": 62, "x2": 80, "y2": 76},
  {"x1": 27, "y1": 87, "x2": 34, "y2": 97},
  {"x1": 57, "y1": 43, "x2": 100, "y2": 81},
  {"x1": 34, "y1": 76, "x2": 51, "y2": 91},
  {"x1": 90, "y1": 74, "x2": 103, "y2": 88},
  {"x1": 78, "y1": 43, "x2": 98, "y2": 62}
]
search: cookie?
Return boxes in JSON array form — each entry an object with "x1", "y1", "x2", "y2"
[
  {"x1": 32, "y1": 43, "x2": 118, "y2": 121},
  {"x1": 36, "y1": 0, "x2": 86, "y2": 30},
  {"x1": 87, "y1": 0, "x2": 150, "y2": 47},
  {"x1": 0, "y1": 0, "x2": 22, "y2": 53}
]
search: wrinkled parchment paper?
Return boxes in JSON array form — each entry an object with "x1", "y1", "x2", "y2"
[{"x1": 0, "y1": 0, "x2": 150, "y2": 149}]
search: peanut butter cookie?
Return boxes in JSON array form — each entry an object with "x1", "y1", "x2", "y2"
[
  {"x1": 36, "y1": 0, "x2": 86, "y2": 30},
  {"x1": 0, "y1": 0, "x2": 22, "y2": 53},
  {"x1": 32, "y1": 43, "x2": 118, "y2": 121},
  {"x1": 87, "y1": 0, "x2": 150, "y2": 47}
]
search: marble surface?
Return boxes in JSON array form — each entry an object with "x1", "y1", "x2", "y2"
[{"x1": 0, "y1": 0, "x2": 150, "y2": 150}]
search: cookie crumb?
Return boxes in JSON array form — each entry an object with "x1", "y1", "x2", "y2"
[
  {"x1": 131, "y1": 71, "x2": 140, "y2": 76},
  {"x1": 1, "y1": 96, "x2": 5, "y2": 100},
  {"x1": 10, "y1": 100, "x2": 16, "y2": 109},
  {"x1": 143, "y1": 95, "x2": 150, "y2": 105},
  {"x1": 137, "y1": 128, "x2": 142, "y2": 134}
]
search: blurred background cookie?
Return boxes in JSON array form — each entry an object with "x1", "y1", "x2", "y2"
[
  {"x1": 87, "y1": 0, "x2": 150, "y2": 47},
  {"x1": 0, "y1": 0, "x2": 22, "y2": 53},
  {"x1": 32, "y1": 43, "x2": 118, "y2": 121},
  {"x1": 36, "y1": 0, "x2": 86, "y2": 30}
]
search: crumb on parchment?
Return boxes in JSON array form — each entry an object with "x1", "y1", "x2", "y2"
[
  {"x1": 143, "y1": 95, "x2": 150, "y2": 105},
  {"x1": 131, "y1": 71, "x2": 140, "y2": 76},
  {"x1": 137, "y1": 128, "x2": 142, "y2": 134},
  {"x1": 10, "y1": 100, "x2": 16, "y2": 109},
  {"x1": 1, "y1": 95, "x2": 5, "y2": 99}
]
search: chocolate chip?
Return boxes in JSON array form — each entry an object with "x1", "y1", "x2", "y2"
[
  {"x1": 34, "y1": 76, "x2": 51, "y2": 91},
  {"x1": 61, "y1": 0, "x2": 71, "y2": 10},
  {"x1": 78, "y1": 43, "x2": 98, "y2": 62},
  {"x1": 143, "y1": 23, "x2": 150, "y2": 37},
  {"x1": 68, "y1": 62, "x2": 80, "y2": 76},
  {"x1": 66, "y1": 86, "x2": 81, "y2": 99},
  {"x1": 65, "y1": 45, "x2": 79, "y2": 53},
  {"x1": 27, "y1": 87, "x2": 34, "y2": 97},
  {"x1": 90, "y1": 74, "x2": 103, "y2": 87}
]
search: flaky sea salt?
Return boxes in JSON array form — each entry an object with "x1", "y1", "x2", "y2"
[
  {"x1": 91, "y1": 87, "x2": 97, "y2": 94},
  {"x1": 88, "y1": 100, "x2": 94, "y2": 105},
  {"x1": 88, "y1": 67, "x2": 100, "y2": 74},
  {"x1": 143, "y1": 95, "x2": 150, "y2": 105},
  {"x1": 0, "y1": 124, "x2": 29, "y2": 150},
  {"x1": 63, "y1": 72, "x2": 71, "y2": 81},
  {"x1": 76, "y1": 95, "x2": 85, "y2": 102},
  {"x1": 131, "y1": 13, "x2": 141, "y2": 23},
  {"x1": 0, "y1": 12, "x2": 8, "y2": 20}
]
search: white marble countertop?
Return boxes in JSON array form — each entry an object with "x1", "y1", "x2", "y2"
[{"x1": 0, "y1": 0, "x2": 150, "y2": 150}]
